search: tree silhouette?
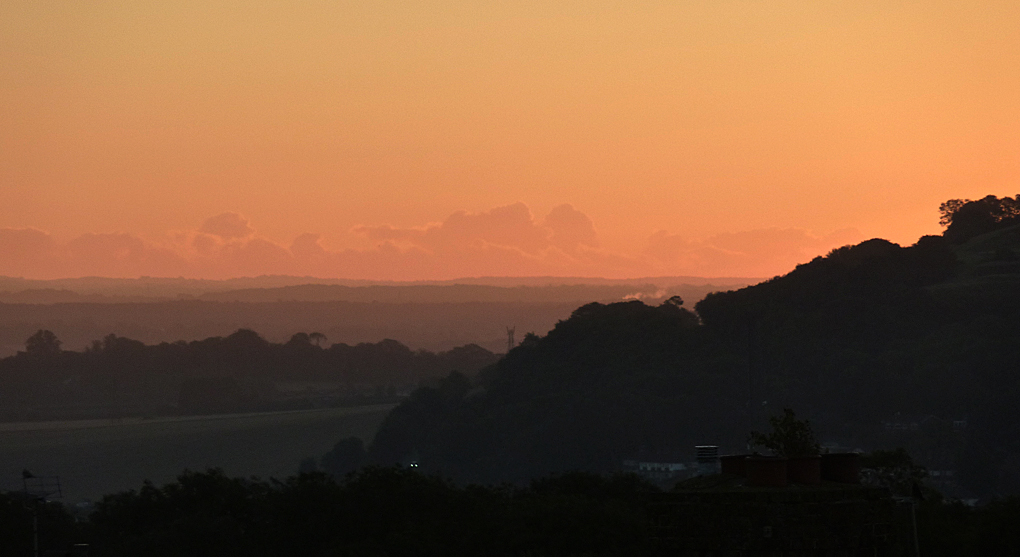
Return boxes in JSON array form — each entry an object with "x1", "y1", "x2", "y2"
[
  {"x1": 24, "y1": 330, "x2": 61, "y2": 356},
  {"x1": 661, "y1": 295, "x2": 684, "y2": 308},
  {"x1": 748, "y1": 408, "x2": 820, "y2": 457},
  {"x1": 940, "y1": 194, "x2": 1020, "y2": 242},
  {"x1": 320, "y1": 437, "x2": 366, "y2": 477}
]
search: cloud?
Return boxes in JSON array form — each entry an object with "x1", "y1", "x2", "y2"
[
  {"x1": 646, "y1": 227, "x2": 864, "y2": 277},
  {"x1": 354, "y1": 202, "x2": 599, "y2": 256},
  {"x1": 214, "y1": 238, "x2": 295, "y2": 276},
  {"x1": 0, "y1": 217, "x2": 288, "y2": 279},
  {"x1": 291, "y1": 233, "x2": 328, "y2": 260},
  {"x1": 0, "y1": 207, "x2": 865, "y2": 280},
  {"x1": 63, "y1": 233, "x2": 189, "y2": 277},
  {"x1": 544, "y1": 204, "x2": 599, "y2": 251},
  {"x1": 337, "y1": 203, "x2": 632, "y2": 278},
  {"x1": 175, "y1": 230, "x2": 295, "y2": 278},
  {"x1": 0, "y1": 228, "x2": 187, "y2": 279},
  {"x1": 191, "y1": 232, "x2": 222, "y2": 255},
  {"x1": 199, "y1": 212, "x2": 256, "y2": 240},
  {"x1": 66, "y1": 233, "x2": 146, "y2": 261},
  {"x1": 0, "y1": 228, "x2": 56, "y2": 257},
  {"x1": 353, "y1": 224, "x2": 422, "y2": 243},
  {"x1": 0, "y1": 228, "x2": 58, "y2": 277},
  {"x1": 427, "y1": 203, "x2": 550, "y2": 253}
]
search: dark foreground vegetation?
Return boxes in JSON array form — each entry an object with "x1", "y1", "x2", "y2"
[
  {"x1": 6, "y1": 468, "x2": 657, "y2": 557},
  {"x1": 363, "y1": 196, "x2": 1020, "y2": 499},
  {"x1": 4, "y1": 464, "x2": 1020, "y2": 557}
]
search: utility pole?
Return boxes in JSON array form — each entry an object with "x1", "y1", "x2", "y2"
[
  {"x1": 22, "y1": 470, "x2": 62, "y2": 557},
  {"x1": 506, "y1": 326, "x2": 515, "y2": 353},
  {"x1": 746, "y1": 313, "x2": 756, "y2": 448}
]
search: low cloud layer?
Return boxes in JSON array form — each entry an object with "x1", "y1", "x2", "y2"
[
  {"x1": 646, "y1": 227, "x2": 864, "y2": 278},
  {"x1": 0, "y1": 205, "x2": 862, "y2": 280},
  {"x1": 353, "y1": 203, "x2": 598, "y2": 255},
  {"x1": 199, "y1": 212, "x2": 256, "y2": 240}
]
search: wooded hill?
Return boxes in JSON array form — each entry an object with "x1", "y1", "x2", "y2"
[
  {"x1": 366, "y1": 196, "x2": 1020, "y2": 499},
  {"x1": 0, "y1": 331, "x2": 497, "y2": 420}
]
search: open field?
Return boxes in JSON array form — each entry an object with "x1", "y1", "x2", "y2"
[{"x1": 0, "y1": 405, "x2": 394, "y2": 503}]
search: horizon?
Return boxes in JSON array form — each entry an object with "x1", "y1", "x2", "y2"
[
  {"x1": 0, "y1": 273, "x2": 764, "y2": 286},
  {"x1": 0, "y1": 208, "x2": 936, "y2": 282},
  {"x1": 1, "y1": 200, "x2": 876, "y2": 280}
]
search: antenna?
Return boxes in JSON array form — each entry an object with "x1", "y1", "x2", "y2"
[{"x1": 506, "y1": 326, "x2": 515, "y2": 353}]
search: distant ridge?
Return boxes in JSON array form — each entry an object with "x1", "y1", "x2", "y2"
[
  {"x1": 0, "y1": 275, "x2": 762, "y2": 303},
  {"x1": 0, "y1": 277, "x2": 760, "y2": 358}
]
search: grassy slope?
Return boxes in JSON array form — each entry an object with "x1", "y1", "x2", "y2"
[{"x1": 928, "y1": 223, "x2": 1020, "y2": 300}]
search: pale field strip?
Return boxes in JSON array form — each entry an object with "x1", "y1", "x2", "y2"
[
  {"x1": 0, "y1": 404, "x2": 395, "y2": 502},
  {"x1": 0, "y1": 404, "x2": 395, "y2": 433}
]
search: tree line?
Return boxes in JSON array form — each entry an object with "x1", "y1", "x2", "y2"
[
  {"x1": 4, "y1": 462, "x2": 1020, "y2": 556},
  {"x1": 0, "y1": 329, "x2": 497, "y2": 419}
]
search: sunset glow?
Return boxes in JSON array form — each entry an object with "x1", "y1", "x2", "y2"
[{"x1": 2, "y1": 1, "x2": 1018, "y2": 280}]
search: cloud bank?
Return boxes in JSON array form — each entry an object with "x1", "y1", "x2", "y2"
[
  {"x1": 645, "y1": 227, "x2": 864, "y2": 278},
  {"x1": 0, "y1": 205, "x2": 862, "y2": 280}
]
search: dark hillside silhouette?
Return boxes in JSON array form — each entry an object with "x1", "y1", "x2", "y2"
[
  {"x1": 369, "y1": 299, "x2": 745, "y2": 483},
  {"x1": 367, "y1": 196, "x2": 1020, "y2": 498}
]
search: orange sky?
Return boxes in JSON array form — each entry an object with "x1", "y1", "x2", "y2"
[{"x1": 2, "y1": 1, "x2": 1018, "y2": 280}]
